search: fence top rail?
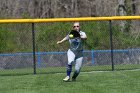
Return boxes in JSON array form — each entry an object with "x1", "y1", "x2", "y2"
[{"x1": 0, "y1": 16, "x2": 140, "y2": 23}]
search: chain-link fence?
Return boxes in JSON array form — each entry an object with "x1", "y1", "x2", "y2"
[{"x1": 0, "y1": 19, "x2": 140, "y2": 76}]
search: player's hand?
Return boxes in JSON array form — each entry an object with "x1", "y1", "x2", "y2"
[{"x1": 57, "y1": 41, "x2": 62, "y2": 44}]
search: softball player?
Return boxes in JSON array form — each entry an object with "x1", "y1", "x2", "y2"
[{"x1": 57, "y1": 22, "x2": 87, "y2": 81}]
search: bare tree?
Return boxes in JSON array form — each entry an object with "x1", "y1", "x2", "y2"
[
  {"x1": 0, "y1": 0, "x2": 140, "y2": 18},
  {"x1": 118, "y1": 0, "x2": 127, "y2": 32}
]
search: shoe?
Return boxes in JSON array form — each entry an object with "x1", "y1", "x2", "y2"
[
  {"x1": 72, "y1": 78, "x2": 76, "y2": 81},
  {"x1": 63, "y1": 76, "x2": 70, "y2": 82}
]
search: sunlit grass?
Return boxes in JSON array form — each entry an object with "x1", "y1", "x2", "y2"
[
  {"x1": 0, "y1": 64, "x2": 139, "y2": 76},
  {"x1": 0, "y1": 69, "x2": 139, "y2": 93}
]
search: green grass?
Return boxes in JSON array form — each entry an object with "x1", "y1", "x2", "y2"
[
  {"x1": 0, "y1": 69, "x2": 139, "y2": 93},
  {"x1": 0, "y1": 64, "x2": 140, "y2": 76}
]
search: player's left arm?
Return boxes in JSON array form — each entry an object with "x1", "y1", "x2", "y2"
[{"x1": 80, "y1": 31, "x2": 87, "y2": 40}]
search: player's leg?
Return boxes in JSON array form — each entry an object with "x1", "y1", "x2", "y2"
[
  {"x1": 72, "y1": 57, "x2": 83, "y2": 81},
  {"x1": 63, "y1": 49, "x2": 75, "y2": 81}
]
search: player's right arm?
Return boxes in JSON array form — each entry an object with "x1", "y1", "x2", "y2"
[{"x1": 57, "y1": 36, "x2": 69, "y2": 44}]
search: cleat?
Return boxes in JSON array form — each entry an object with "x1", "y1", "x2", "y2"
[
  {"x1": 72, "y1": 78, "x2": 76, "y2": 82},
  {"x1": 63, "y1": 76, "x2": 70, "y2": 82}
]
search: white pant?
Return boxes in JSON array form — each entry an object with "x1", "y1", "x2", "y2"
[{"x1": 67, "y1": 49, "x2": 83, "y2": 71}]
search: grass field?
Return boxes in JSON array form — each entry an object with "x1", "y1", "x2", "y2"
[
  {"x1": 0, "y1": 64, "x2": 140, "y2": 76},
  {"x1": 0, "y1": 69, "x2": 139, "y2": 93}
]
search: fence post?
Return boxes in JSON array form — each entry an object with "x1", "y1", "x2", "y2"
[
  {"x1": 109, "y1": 20, "x2": 114, "y2": 71},
  {"x1": 32, "y1": 23, "x2": 36, "y2": 74}
]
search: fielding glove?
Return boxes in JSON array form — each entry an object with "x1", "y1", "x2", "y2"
[{"x1": 69, "y1": 30, "x2": 80, "y2": 38}]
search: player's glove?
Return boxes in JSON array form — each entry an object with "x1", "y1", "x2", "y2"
[{"x1": 69, "y1": 30, "x2": 80, "y2": 38}]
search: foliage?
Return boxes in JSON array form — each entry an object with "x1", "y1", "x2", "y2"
[
  {"x1": 0, "y1": 24, "x2": 15, "y2": 53},
  {"x1": 112, "y1": 22, "x2": 140, "y2": 49},
  {"x1": 0, "y1": 21, "x2": 140, "y2": 53}
]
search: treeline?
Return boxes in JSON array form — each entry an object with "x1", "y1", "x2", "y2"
[
  {"x1": 0, "y1": 0, "x2": 140, "y2": 18},
  {"x1": 0, "y1": 0, "x2": 140, "y2": 53}
]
